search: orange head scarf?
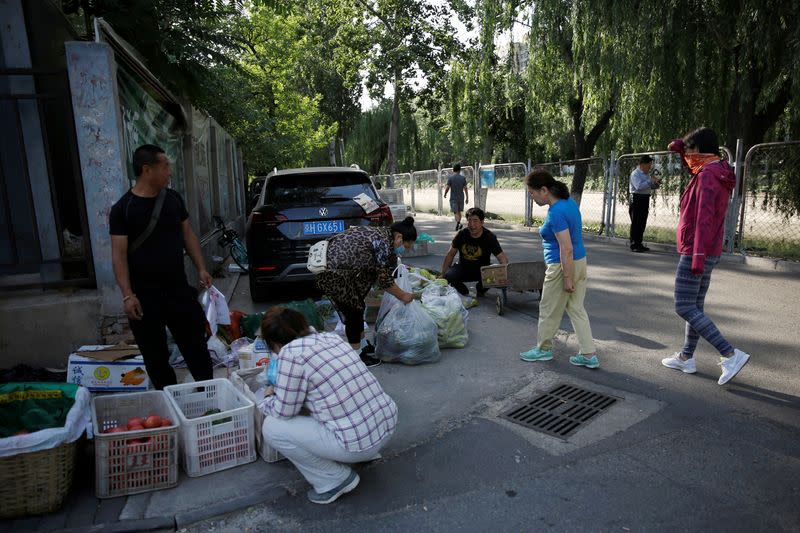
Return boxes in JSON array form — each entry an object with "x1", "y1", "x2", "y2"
[{"x1": 684, "y1": 153, "x2": 721, "y2": 175}]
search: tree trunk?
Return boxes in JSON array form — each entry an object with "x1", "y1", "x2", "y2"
[
  {"x1": 386, "y1": 77, "x2": 401, "y2": 177},
  {"x1": 328, "y1": 140, "x2": 337, "y2": 166},
  {"x1": 569, "y1": 84, "x2": 615, "y2": 205}
]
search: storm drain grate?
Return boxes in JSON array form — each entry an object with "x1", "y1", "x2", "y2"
[{"x1": 500, "y1": 384, "x2": 619, "y2": 439}]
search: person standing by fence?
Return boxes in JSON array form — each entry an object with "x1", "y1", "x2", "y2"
[
  {"x1": 519, "y1": 170, "x2": 599, "y2": 369},
  {"x1": 443, "y1": 163, "x2": 469, "y2": 231},
  {"x1": 661, "y1": 127, "x2": 751, "y2": 385},
  {"x1": 628, "y1": 155, "x2": 661, "y2": 252}
]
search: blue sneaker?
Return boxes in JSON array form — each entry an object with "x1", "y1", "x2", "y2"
[
  {"x1": 520, "y1": 347, "x2": 553, "y2": 362},
  {"x1": 307, "y1": 470, "x2": 360, "y2": 504},
  {"x1": 569, "y1": 354, "x2": 599, "y2": 369}
]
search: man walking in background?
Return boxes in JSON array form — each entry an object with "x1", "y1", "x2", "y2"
[
  {"x1": 110, "y1": 144, "x2": 214, "y2": 390},
  {"x1": 443, "y1": 163, "x2": 469, "y2": 231},
  {"x1": 629, "y1": 155, "x2": 661, "y2": 252}
]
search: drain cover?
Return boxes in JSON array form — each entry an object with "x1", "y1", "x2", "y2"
[{"x1": 500, "y1": 384, "x2": 619, "y2": 439}]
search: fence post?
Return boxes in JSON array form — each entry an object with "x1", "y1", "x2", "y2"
[
  {"x1": 598, "y1": 155, "x2": 608, "y2": 237},
  {"x1": 410, "y1": 170, "x2": 416, "y2": 212},
  {"x1": 525, "y1": 158, "x2": 532, "y2": 226},
  {"x1": 724, "y1": 139, "x2": 745, "y2": 254},
  {"x1": 608, "y1": 151, "x2": 618, "y2": 237},
  {"x1": 437, "y1": 164, "x2": 443, "y2": 216}
]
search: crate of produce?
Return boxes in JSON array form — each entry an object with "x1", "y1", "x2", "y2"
[
  {"x1": 480, "y1": 264, "x2": 509, "y2": 288},
  {"x1": 0, "y1": 383, "x2": 90, "y2": 518},
  {"x1": 91, "y1": 391, "x2": 180, "y2": 498},
  {"x1": 164, "y1": 379, "x2": 256, "y2": 477},
  {"x1": 229, "y1": 368, "x2": 285, "y2": 463}
]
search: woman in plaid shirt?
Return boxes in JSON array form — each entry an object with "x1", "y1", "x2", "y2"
[{"x1": 259, "y1": 307, "x2": 398, "y2": 504}]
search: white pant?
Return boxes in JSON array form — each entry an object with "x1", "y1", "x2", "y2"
[{"x1": 262, "y1": 416, "x2": 392, "y2": 493}]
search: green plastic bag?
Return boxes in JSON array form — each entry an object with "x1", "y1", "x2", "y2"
[
  {"x1": 241, "y1": 299, "x2": 324, "y2": 339},
  {"x1": 0, "y1": 382, "x2": 79, "y2": 438}
]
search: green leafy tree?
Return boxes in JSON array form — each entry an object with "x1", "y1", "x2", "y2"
[
  {"x1": 339, "y1": 0, "x2": 459, "y2": 174},
  {"x1": 524, "y1": 0, "x2": 621, "y2": 204},
  {"x1": 196, "y1": 5, "x2": 337, "y2": 171}
]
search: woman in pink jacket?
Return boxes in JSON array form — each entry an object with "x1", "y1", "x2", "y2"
[{"x1": 661, "y1": 127, "x2": 751, "y2": 385}]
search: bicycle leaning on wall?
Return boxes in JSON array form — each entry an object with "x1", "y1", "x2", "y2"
[{"x1": 212, "y1": 215, "x2": 249, "y2": 273}]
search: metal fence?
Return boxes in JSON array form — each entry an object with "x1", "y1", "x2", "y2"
[
  {"x1": 610, "y1": 148, "x2": 734, "y2": 246},
  {"x1": 477, "y1": 163, "x2": 528, "y2": 223},
  {"x1": 740, "y1": 141, "x2": 800, "y2": 260},
  {"x1": 532, "y1": 157, "x2": 608, "y2": 234},
  {"x1": 368, "y1": 140, "x2": 800, "y2": 261}
]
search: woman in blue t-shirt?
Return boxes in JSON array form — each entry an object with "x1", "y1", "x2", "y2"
[{"x1": 519, "y1": 170, "x2": 599, "y2": 369}]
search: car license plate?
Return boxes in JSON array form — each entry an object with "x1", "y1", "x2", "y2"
[{"x1": 303, "y1": 220, "x2": 345, "y2": 235}]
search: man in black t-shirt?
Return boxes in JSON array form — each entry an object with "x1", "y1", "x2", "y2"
[
  {"x1": 441, "y1": 207, "x2": 509, "y2": 296},
  {"x1": 109, "y1": 144, "x2": 213, "y2": 389}
]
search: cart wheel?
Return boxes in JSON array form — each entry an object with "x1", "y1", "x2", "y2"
[{"x1": 496, "y1": 295, "x2": 504, "y2": 315}]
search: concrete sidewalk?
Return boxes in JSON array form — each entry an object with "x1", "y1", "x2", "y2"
[{"x1": 5, "y1": 215, "x2": 800, "y2": 532}]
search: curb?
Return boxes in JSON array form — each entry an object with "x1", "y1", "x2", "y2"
[
  {"x1": 53, "y1": 516, "x2": 174, "y2": 533},
  {"x1": 173, "y1": 484, "x2": 289, "y2": 529},
  {"x1": 49, "y1": 484, "x2": 293, "y2": 533}
]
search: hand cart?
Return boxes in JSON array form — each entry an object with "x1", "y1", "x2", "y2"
[{"x1": 480, "y1": 261, "x2": 546, "y2": 315}]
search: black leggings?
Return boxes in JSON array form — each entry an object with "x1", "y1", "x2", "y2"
[
  {"x1": 332, "y1": 300, "x2": 366, "y2": 345},
  {"x1": 128, "y1": 285, "x2": 213, "y2": 390}
]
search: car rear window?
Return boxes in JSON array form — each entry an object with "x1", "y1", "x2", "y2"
[{"x1": 265, "y1": 173, "x2": 379, "y2": 207}]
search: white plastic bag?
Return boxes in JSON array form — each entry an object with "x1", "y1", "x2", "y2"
[
  {"x1": 376, "y1": 264, "x2": 411, "y2": 328},
  {"x1": 375, "y1": 300, "x2": 441, "y2": 365},
  {"x1": 421, "y1": 284, "x2": 469, "y2": 348},
  {"x1": 199, "y1": 285, "x2": 230, "y2": 335},
  {"x1": 0, "y1": 387, "x2": 90, "y2": 458}
]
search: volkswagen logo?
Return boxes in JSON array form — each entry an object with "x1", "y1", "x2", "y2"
[{"x1": 319, "y1": 207, "x2": 328, "y2": 217}]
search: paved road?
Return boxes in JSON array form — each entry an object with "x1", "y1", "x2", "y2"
[{"x1": 184, "y1": 215, "x2": 800, "y2": 532}]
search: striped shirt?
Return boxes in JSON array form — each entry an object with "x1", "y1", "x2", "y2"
[{"x1": 259, "y1": 332, "x2": 398, "y2": 452}]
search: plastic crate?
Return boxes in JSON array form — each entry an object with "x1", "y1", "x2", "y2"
[
  {"x1": 164, "y1": 379, "x2": 256, "y2": 477},
  {"x1": 91, "y1": 391, "x2": 179, "y2": 498},
  {"x1": 229, "y1": 368, "x2": 285, "y2": 463}
]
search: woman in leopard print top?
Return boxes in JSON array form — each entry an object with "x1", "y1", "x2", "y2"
[{"x1": 316, "y1": 217, "x2": 418, "y2": 352}]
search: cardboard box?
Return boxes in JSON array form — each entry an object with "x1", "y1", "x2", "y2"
[{"x1": 67, "y1": 344, "x2": 150, "y2": 392}]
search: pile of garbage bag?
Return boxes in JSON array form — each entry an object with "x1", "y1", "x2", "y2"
[
  {"x1": 420, "y1": 284, "x2": 469, "y2": 348},
  {"x1": 375, "y1": 300, "x2": 441, "y2": 365}
]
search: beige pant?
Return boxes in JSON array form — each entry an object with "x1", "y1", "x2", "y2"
[{"x1": 537, "y1": 258, "x2": 595, "y2": 354}]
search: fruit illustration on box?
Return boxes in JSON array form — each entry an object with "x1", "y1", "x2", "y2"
[{"x1": 120, "y1": 367, "x2": 146, "y2": 385}]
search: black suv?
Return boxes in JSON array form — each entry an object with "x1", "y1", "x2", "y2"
[{"x1": 246, "y1": 167, "x2": 393, "y2": 301}]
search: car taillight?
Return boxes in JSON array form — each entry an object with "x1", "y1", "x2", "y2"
[
  {"x1": 251, "y1": 210, "x2": 287, "y2": 227},
  {"x1": 255, "y1": 265, "x2": 279, "y2": 271},
  {"x1": 364, "y1": 205, "x2": 393, "y2": 224}
]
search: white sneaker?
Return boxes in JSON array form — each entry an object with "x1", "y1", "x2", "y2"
[
  {"x1": 718, "y1": 349, "x2": 750, "y2": 385},
  {"x1": 661, "y1": 353, "x2": 697, "y2": 374}
]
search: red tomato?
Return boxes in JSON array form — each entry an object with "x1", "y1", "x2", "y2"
[
  {"x1": 14, "y1": 429, "x2": 31, "y2": 436},
  {"x1": 127, "y1": 417, "x2": 144, "y2": 428},
  {"x1": 161, "y1": 418, "x2": 173, "y2": 427},
  {"x1": 127, "y1": 423, "x2": 144, "y2": 431},
  {"x1": 107, "y1": 426, "x2": 127, "y2": 433},
  {"x1": 144, "y1": 415, "x2": 162, "y2": 429}
]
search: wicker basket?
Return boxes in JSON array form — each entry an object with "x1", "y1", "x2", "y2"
[{"x1": 0, "y1": 439, "x2": 78, "y2": 518}]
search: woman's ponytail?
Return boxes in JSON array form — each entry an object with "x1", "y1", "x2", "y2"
[{"x1": 525, "y1": 169, "x2": 570, "y2": 200}]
